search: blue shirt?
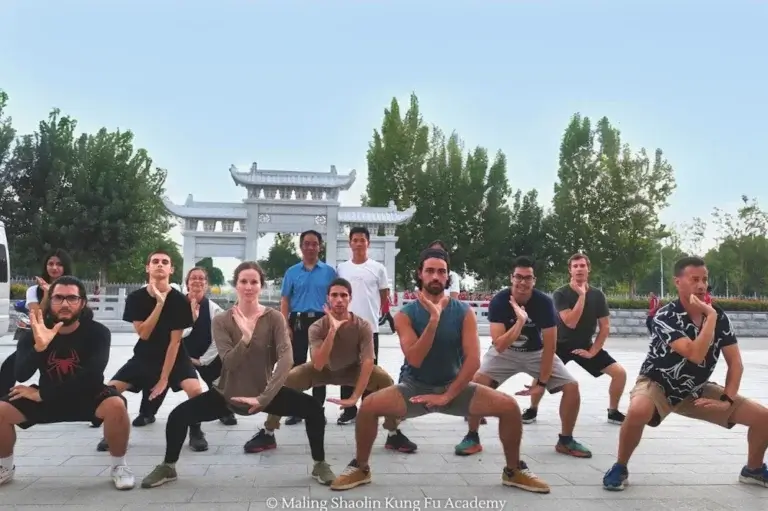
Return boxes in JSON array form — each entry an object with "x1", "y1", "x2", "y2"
[
  {"x1": 487, "y1": 288, "x2": 557, "y2": 352},
  {"x1": 400, "y1": 298, "x2": 469, "y2": 386},
  {"x1": 281, "y1": 261, "x2": 337, "y2": 313}
]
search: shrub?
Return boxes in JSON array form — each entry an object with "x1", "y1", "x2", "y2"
[
  {"x1": 10, "y1": 283, "x2": 28, "y2": 300},
  {"x1": 607, "y1": 297, "x2": 768, "y2": 312}
]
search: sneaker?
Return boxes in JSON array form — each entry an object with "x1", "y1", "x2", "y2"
[
  {"x1": 285, "y1": 416, "x2": 303, "y2": 425},
  {"x1": 243, "y1": 429, "x2": 277, "y2": 453},
  {"x1": 330, "y1": 459, "x2": 371, "y2": 491},
  {"x1": 111, "y1": 465, "x2": 135, "y2": 490},
  {"x1": 603, "y1": 463, "x2": 629, "y2": 491},
  {"x1": 141, "y1": 463, "x2": 178, "y2": 489},
  {"x1": 502, "y1": 461, "x2": 550, "y2": 493},
  {"x1": 607, "y1": 409, "x2": 625, "y2": 425},
  {"x1": 521, "y1": 408, "x2": 537, "y2": 424},
  {"x1": 312, "y1": 461, "x2": 336, "y2": 485},
  {"x1": 97, "y1": 437, "x2": 109, "y2": 452},
  {"x1": 0, "y1": 466, "x2": 15, "y2": 486},
  {"x1": 337, "y1": 408, "x2": 357, "y2": 425},
  {"x1": 219, "y1": 413, "x2": 238, "y2": 426},
  {"x1": 188, "y1": 429, "x2": 208, "y2": 452},
  {"x1": 132, "y1": 414, "x2": 156, "y2": 427},
  {"x1": 384, "y1": 430, "x2": 417, "y2": 453},
  {"x1": 739, "y1": 463, "x2": 768, "y2": 487},
  {"x1": 454, "y1": 432, "x2": 483, "y2": 456},
  {"x1": 556, "y1": 437, "x2": 592, "y2": 458}
]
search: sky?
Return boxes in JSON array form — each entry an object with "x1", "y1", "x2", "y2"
[{"x1": 2, "y1": 1, "x2": 766, "y2": 282}]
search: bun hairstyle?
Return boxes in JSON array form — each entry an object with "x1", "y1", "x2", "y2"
[
  {"x1": 413, "y1": 248, "x2": 452, "y2": 290},
  {"x1": 232, "y1": 261, "x2": 266, "y2": 287}
]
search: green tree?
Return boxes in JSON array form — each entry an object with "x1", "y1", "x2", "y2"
[
  {"x1": 108, "y1": 235, "x2": 183, "y2": 285},
  {"x1": 509, "y1": 189, "x2": 549, "y2": 283},
  {"x1": 260, "y1": 233, "x2": 300, "y2": 283},
  {"x1": 195, "y1": 257, "x2": 225, "y2": 286},
  {"x1": 473, "y1": 151, "x2": 512, "y2": 286},
  {"x1": 54, "y1": 127, "x2": 170, "y2": 283}
]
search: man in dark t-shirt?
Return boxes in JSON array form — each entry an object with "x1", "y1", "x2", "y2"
[
  {"x1": 95, "y1": 250, "x2": 207, "y2": 452},
  {"x1": 522, "y1": 254, "x2": 627, "y2": 426}
]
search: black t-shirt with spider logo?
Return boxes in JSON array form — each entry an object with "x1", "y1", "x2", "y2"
[{"x1": 15, "y1": 319, "x2": 111, "y2": 402}]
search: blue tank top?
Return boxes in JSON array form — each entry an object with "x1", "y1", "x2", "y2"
[{"x1": 400, "y1": 298, "x2": 468, "y2": 386}]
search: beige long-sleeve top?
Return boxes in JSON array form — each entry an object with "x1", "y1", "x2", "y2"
[{"x1": 211, "y1": 307, "x2": 293, "y2": 410}]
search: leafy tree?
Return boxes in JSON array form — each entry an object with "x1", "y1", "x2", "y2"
[
  {"x1": 260, "y1": 233, "x2": 300, "y2": 283},
  {"x1": 195, "y1": 257, "x2": 225, "y2": 286},
  {"x1": 108, "y1": 235, "x2": 183, "y2": 285},
  {"x1": 474, "y1": 151, "x2": 511, "y2": 285},
  {"x1": 509, "y1": 189, "x2": 549, "y2": 284}
]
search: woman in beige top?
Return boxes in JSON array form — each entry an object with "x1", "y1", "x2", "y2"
[{"x1": 140, "y1": 261, "x2": 333, "y2": 489}]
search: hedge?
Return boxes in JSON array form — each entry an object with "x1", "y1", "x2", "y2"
[{"x1": 607, "y1": 297, "x2": 768, "y2": 312}]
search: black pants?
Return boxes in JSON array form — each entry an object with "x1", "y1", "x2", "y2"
[
  {"x1": 0, "y1": 352, "x2": 17, "y2": 397},
  {"x1": 339, "y1": 333, "x2": 379, "y2": 408},
  {"x1": 290, "y1": 313, "x2": 326, "y2": 406},
  {"x1": 139, "y1": 357, "x2": 224, "y2": 417},
  {"x1": 164, "y1": 387, "x2": 325, "y2": 463},
  {"x1": 646, "y1": 316, "x2": 654, "y2": 336},
  {"x1": 379, "y1": 312, "x2": 395, "y2": 332}
]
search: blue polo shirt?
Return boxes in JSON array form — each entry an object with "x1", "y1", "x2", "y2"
[{"x1": 281, "y1": 261, "x2": 337, "y2": 313}]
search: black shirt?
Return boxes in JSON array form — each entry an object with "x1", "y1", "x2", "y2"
[
  {"x1": 123, "y1": 287, "x2": 193, "y2": 359},
  {"x1": 15, "y1": 319, "x2": 111, "y2": 402},
  {"x1": 487, "y1": 288, "x2": 557, "y2": 352},
  {"x1": 641, "y1": 299, "x2": 737, "y2": 406},
  {"x1": 184, "y1": 297, "x2": 212, "y2": 359},
  {"x1": 552, "y1": 285, "x2": 610, "y2": 345}
]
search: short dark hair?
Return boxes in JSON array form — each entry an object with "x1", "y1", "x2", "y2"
[
  {"x1": 414, "y1": 248, "x2": 452, "y2": 290},
  {"x1": 146, "y1": 249, "x2": 173, "y2": 265},
  {"x1": 674, "y1": 256, "x2": 706, "y2": 277},
  {"x1": 349, "y1": 226, "x2": 370, "y2": 241},
  {"x1": 232, "y1": 261, "x2": 266, "y2": 286},
  {"x1": 46, "y1": 275, "x2": 94, "y2": 323},
  {"x1": 428, "y1": 239, "x2": 448, "y2": 251},
  {"x1": 568, "y1": 253, "x2": 590, "y2": 268},
  {"x1": 328, "y1": 277, "x2": 352, "y2": 295},
  {"x1": 512, "y1": 256, "x2": 535, "y2": 271},
  {"x1": 300, "y1": 230, "x2": 323, "y2": 245}
]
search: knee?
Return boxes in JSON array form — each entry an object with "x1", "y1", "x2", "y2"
[
  {"x1": 609, "y1": 364, "x2": 627, "y2": 379},
  {"x1": 99, "y1": 396, "x2": 128, "y2": 419},
  {"x1": 183, "y1": 382, "x2": 202, "y2": 397},
  {"x1": 625, "y1": 397, "x2": 655, "y2": 426},
  {"x1": 471, "y1": 373, "x2": 493, "y2": 387},
  {"x1": 562, "y1": 381, "x2": 580, "y2": 397},
  {"x1": 498, "y1": 394, "x2": 521, "y2": 417},
  {"x1": 359, "y1": 393, "x2": 384, "y2": 417}
]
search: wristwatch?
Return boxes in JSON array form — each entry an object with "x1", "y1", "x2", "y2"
[
  {"x1": 719, "y1": 394, "x2": 734, "y2": 404},
  {"x1": 536, "y1": 380, "x2": 547, "y2": 387}
]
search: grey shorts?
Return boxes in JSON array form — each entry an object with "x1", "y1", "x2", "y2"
[
  {"x1": 478, "y1": 347, "x2": 576, "y2": 393},
  {"x1": 394, "y1": 377, "x2": 477, "y2": 419}
]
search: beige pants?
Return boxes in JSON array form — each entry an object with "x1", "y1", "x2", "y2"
[
  {"x1": 264, "y1": 363, "x2": 398, "y2": 430},
  {"x1": 630, "y1": 376, "x2": 748, "y2": 428}
]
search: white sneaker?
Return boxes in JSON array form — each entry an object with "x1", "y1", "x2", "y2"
[
  {"x1": 111, "y1": 465, "x2": 135, "y2": 490},
  {"x1": 0, "y1": 466, "x2": 15, "y2": 486}
]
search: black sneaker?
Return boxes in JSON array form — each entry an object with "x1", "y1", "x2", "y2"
[
  {"x1": 285, "y1": 416, "x2": 303, "y2": 425},
  {"x1": 337, "y1": 408, "x2": 357, "y2": 425},
  {"x1": 522, "y1": 408, "x2": 537, "y2": 424},
  {"x1": 384, "y1": 430, "x2": 417, "y2": 453},
  {"x1": 219, "y1": 413, "x2": 238, "y2": 426},
  {"x1": 189, "y1": 429, "x2": 209, "y2": 452},
  {"x1": 96, "y1": 437, "x2": 109, "y2": 452},
  {"x1": 243, "y1": 429, "x2": 277, "y2": 454},
  {"x1": 607, "y1": 409, "x2": 625, "y2": 425},
  {"x1": 132, "y1": 414, "x2": 156, "y2": 427}
]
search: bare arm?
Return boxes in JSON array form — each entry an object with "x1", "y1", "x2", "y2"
[
  {"x1": 133, "y1": 302, "x2": 164, "y2": 340},
  {"x1": 666, "y1": 312, "x2": 717, "y2": 365},
  {"x1": 158, "y1": 330, "x2": 183, "y2": 382},
  {"x1": 559, "y1": 293, "x2": 586, "y2": 329},
  {"x1": 27, "y1": 302, "x2": 41, "y2": 313},
  {"x1": 490, "y1": 321, "x2": 525, "y2": 353},
  {"x1": 310, "y1": 322, "x2": 336, "y2": 371},
  {"x1": 349, "y1": 322, "x2": 376, "y2": 399},
  {"x1": 592, "y1": 316, "x2": 610, "y2": 352},
  {"x1": 396, "y1": 312, "x2": 438, "y2": 368},
  {"x1": 379, "y1": 289, "x2": 389, "y2": 314},
  {"x1": 280, "y1": 297, "x2": 291, "y2": 321},
  {"x1": 538, "y1": 326, "x2": 557, "y2": 382},
  {"x1": 444, "y1": 310, "x2": 480, "y2": 400},
  {"x1": 720, "y1": 344, "x2": 743, "y2": 399},
  {"x1": 256, "y1": 316, "x2": 294, "y2": 407}
]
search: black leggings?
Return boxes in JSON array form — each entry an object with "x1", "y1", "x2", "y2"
[
  {"x1": 164, "y1": 386, "x2": 326, "y2": 464},
  {"x1": 0, "y1": 352, "x2": 17, "y2": 397}
]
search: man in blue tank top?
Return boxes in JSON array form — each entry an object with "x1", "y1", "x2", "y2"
[
  {"x1": 330, "y1": 249, "x2": 551, "y2": 494},
  {"x1": 454, "y1": 256, "x2": 592, "y2": 461}
]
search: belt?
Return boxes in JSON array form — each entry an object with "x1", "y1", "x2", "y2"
[{"x1": 291, "y1": 311, "x2": 324, "y2": 318}]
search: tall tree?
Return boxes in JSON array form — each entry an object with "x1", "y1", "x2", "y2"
[
  {"x1": 108, "y1": 235, "x2": 183, "y2": 285},
  {"x1": 474, "y1": 151, "x2": 512, "y2": 285},
  {"x1": 195, "y1": 257, "x2": 226, "y2": 286},
  {"x1": 260, "y1": 233, "x2": 300, "y2": 283}
]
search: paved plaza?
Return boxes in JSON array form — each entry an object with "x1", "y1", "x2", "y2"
[{"x1": 0, "y1": 333, "x2": 767, "y2": 510}]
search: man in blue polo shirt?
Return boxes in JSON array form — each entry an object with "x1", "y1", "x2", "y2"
[{"x1": 243, "y1": 229, "x2": 336, "y2": 454}]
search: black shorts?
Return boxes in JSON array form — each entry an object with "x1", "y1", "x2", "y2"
[
  {"x1": 556, "y1": 341, "x2": 617, "y2": 378},
  {"x1": 110, "y1": 353, "x2": 197, "y2": 393},
  {"x1": 0, "y1": 384, "x2": 126, "y2": 430}
]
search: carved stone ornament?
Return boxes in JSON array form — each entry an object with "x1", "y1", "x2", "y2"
[
  {"x1": 315, "y1": 215, "x2": 327, "y2": 225},
  {"x1": 258, "y1": 214, "x2": 271, "y2": 223}
]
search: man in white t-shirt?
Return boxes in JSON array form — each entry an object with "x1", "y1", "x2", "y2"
[
  {"x1": 335, "y1": 226, "x2": 390, "y2": 425},
  {"x1": 428, "y1": 240, "x2": 460, "y2": 298}
]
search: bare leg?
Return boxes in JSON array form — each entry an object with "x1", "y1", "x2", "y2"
[
  {"x1": 97, "y1": 397, "x2": 130, "y2": 457},
  {"x1": 466, "y1": 373, "x2": 495, "y2": 432},
  {"x1": 729, "y1": 400, "x2": 768, "y2": 470},
  {"x1": 559, "y1": 382, "x2": 580, "y2": 436},
  {"x1": 467, "y1": 386, "x2": 522, "y2": 467},
  {"x1": 617, "y1": 395, "x2": 654, "y2": 465},
  {"x1": 355, "y1": 387, "x2": 407, "y2": 467},
  {"x1": 603, "y1": 363, "x2": 627, "y2": 410},
  {"x1": 528, "y1": 377, "x2": 545, "y2": 409},
  {"x1": 0, "y1": 402, "x2": 25, "y2": 458}
]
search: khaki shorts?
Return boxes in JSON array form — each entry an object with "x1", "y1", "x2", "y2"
[{"x1": 630, "y1": 376, "x2": 747, "y2": 428}]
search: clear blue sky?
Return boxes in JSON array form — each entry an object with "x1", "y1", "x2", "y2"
[{"x1": 2, "y1": 1, "x2": 766, "y2": 279}]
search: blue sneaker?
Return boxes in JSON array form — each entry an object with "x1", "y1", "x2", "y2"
[
  {"x1": 603, "y1": 463, "x2": 628, "y2": 491},
  {"x1": 739, "y1": 463, "x2": 768, "y2": 487}
]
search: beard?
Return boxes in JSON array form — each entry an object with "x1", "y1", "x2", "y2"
[
  {"x1": 423, "y1": 281, "x2": 445, "y2": 295},
  {"x1": 51, "y1": 309, "x2": 82, "y2": 326}
]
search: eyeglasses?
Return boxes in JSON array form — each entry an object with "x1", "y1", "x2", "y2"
[
  {"x1": 51, "y1": 294, "x2": 83, "y2": 306},
  {"x1": 512, "y1": 275, "x2": 535, "y2": 283}
]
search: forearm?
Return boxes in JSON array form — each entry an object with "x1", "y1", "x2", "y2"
[
  {"x1": 280, "y1": 297, "x2": 291, "y2": 321},
  {"x1": 494, "y1": 322, "x2": 524, "y2": 352},
  {"x1": 159, "y1": 338, "x2": 181, "y2": 381},
  {"x1": 351, "y1": 359, "x2": 374, "y2": 399},
  {"x1": 138, "y1": 303, "x2": 164, "y2": 340},
  {"x1": 403, "y1": 319, "x2": 438, "y2": 367},
  {"x1": 444, "y1": 357, "x2": 480, "y2": 401},
  {"x1": 592, "y1": 326, "x2": 609, "y2": 352},
  {"x1": 691, "y1": 317, "x2": 717, "y2": 361},
  {"x1": 562, "y1": 295, "x2": 586, "y2": 328},
  {"x1": 311, "y1": 331, "x2": 336, "y2": 370},
  {"x1": 539, "y1": 341, "x2": 556, "y2": 382},
  {"x1": 723, "y1": 364, "x2": 743, "y2": 398}
]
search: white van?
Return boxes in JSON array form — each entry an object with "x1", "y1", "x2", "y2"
[{"x1": 0, "y1": 222, "x2": 9, "y2": 334}]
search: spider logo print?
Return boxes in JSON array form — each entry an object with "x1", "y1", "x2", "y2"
[{"x1": 47, "y1": 349, "x2": 81, "y2": 381}]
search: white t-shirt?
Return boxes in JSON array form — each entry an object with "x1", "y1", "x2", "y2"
[
  {"x1": 446, "y1": 271, "x2": 461, "y2": 296},
  {"x1": 336, "y1": 259, "x2": 389, "y2": 333},
  {"x1": 25, "y1": 285, "x2": 41, "y2": 304}
]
